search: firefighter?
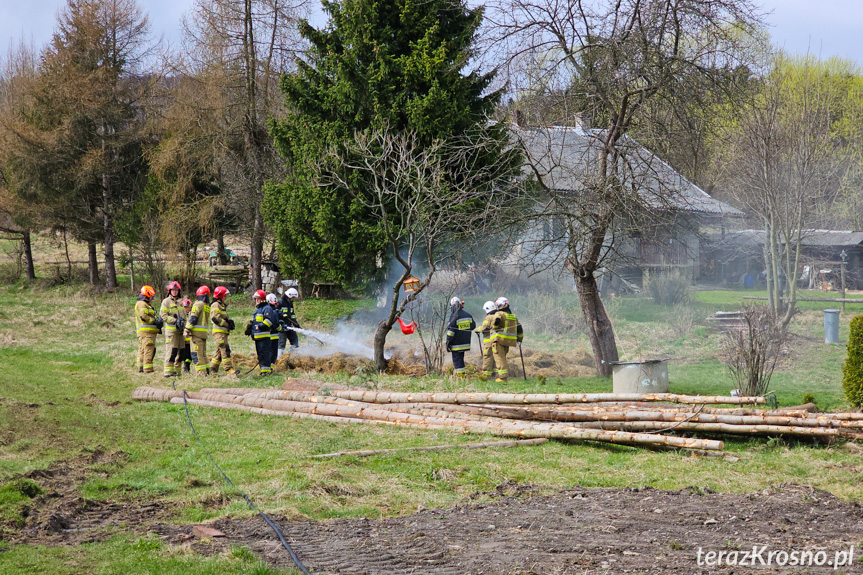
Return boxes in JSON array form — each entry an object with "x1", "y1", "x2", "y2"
[
  {"x1": 277, "y1": 287, "x2": 301, "y2": 359},
  {"x1": 489, "y1": 296, "x2": 523, "y2": 383},
  {"x1": 180, "y1": 298, "x2": 192, "y2": 374},
  {"x1": 209, "y1": 286, "x2": 237, "y2": 375},
  {"x1": 159, "y1": 281, "x2": 185, "y2": 378},
  {"x1": 246, "y1": 289, "x2": 277, "y2": 375},
  {"x1": 266, "y1": 293, "x2": 281, "y2": 365},
  {"x1": 184, "y1": 286, "x2": 211, "y2": 377},
  {"x1": 475, "y1": 301, "x2": 497, "y2": 381},
  {"x1": 445, "y1": 297, "x2": 475, "y2": 378},
  {"x1": 134, "y1": 285, "x2": 160, "y2": 374}
]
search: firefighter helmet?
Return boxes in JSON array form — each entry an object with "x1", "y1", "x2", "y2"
[
  {"x1": 213, "y1": 286, "x2": 229, "y2": 300},
  {"x1": 483, "y1": 301, "x2": 496, "y2": 314},
  {"x1": 266, "y1": 293, "x2": 278, "y2": 305},
  {"x1": 495, "y1": 296, "x2": 508, "y2": 309},
  {"x1": 253, "y1": 289, "x2": 266, "y2": 300},
  {"x1": 181, "y1": 298, "x2": 192, "y2": 307},
  {"x1": 196, "y1": 285, "x2": 210, "y2": 297},
  {"x1": 449, "y1": 296, "x2": 462, "y2": 309},
  {"x1": 167, "y1": 281, "x2": 181, "y2": 293},
  {"x1": 140, "y1": 285, "x2": 155, "y2": 298},
  {"x1": 286, "y1": 287, "x2": 299, "y2": 299}
]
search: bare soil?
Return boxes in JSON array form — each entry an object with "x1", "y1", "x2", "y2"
[{"x1": 8, "y1": 452, "x2": 863, "y2": 574}]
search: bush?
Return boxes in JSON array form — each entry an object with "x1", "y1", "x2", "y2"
[
  {"x1": 721, "y1": 304, "x2": 786, "y2": 397},
  {"x1": 645, "y1": 271, "x2": 689, "y2": 306},
  {"x1": 842, "y1": 315, "x2": 863, "y2": 407}
]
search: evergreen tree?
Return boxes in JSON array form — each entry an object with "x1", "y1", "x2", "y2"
[{"x1": 266, "y1": 0, "x2": 512, "y2": 290}]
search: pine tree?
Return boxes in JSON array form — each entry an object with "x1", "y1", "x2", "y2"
[{"x1": 266, "y1": 0, "x2": 512, "y2": 290}]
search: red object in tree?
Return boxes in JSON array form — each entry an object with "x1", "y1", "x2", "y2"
[{"x1": 397, "y1": 318, "x2": 417, "y2": 334}]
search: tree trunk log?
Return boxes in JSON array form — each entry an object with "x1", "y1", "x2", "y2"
[{"x1": 329, "y1": 390, "x2": 766, "y2": 406}]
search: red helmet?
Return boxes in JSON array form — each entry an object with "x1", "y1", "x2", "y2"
[
  {"x1": 254, "y1": 289, "x2": 266, "y2": 300},
  {"x1": 167, "y1": 281, "x2": 181, "y2": 292},
  {"x1": 181, "y1": 298, "x2": 191, "y2": 307},
  {"x1": 196, "y1": 285, "x2": 210, "y2": 297},
  {"x1": 213, "y1": 286, "x2": 229, "y2": 300},
  {"x1": 140, "y1": 285, "x2": 155, "y2": 298}
]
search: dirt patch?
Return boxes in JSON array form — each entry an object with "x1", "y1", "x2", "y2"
[
  {"x1": 2, "y1": 448, "x2": 168, "y2": 546},
  {"x1": 153, "y1": 484, "x2": 863, "y2": 574}
]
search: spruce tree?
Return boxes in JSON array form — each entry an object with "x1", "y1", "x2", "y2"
[{"x1": 266, "y1": 0, "x2": 512, "y2": 289}]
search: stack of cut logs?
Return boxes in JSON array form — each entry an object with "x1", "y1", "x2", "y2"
[{"x1": 132, "y1": 378, "x2": 863, "y2": 455}]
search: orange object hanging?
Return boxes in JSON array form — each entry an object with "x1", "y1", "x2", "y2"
[{"x1": 397, "y1": 318, "x2": 417, "y2": 334}]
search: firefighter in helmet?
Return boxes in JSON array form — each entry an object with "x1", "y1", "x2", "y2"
[
  {"x1": 247, "y1": 289, "x2": 277, "y2": 375},
  {"x1": 179, "y1": 298, "x2": 193, "y2": 373},
  {"x1": 475, "y1": 301, "x2": 497, "y2": 380},
  {"x1": 159, "y1": 281, "x2": 185, "y2": 378},
  {"x1": 209, "y1": 286, "x2": 237, "y2": 375},
  {"x1": 135, "y1": 285, "x2": 160, "y2": 373},
  {"x1": 266, "y1": 293, "x2": 281, "y2": 365},
  {"x1": 445, "y1": 297, "x2": 475, "y2": 377},
  {"x1": 277, "y1": 287, "x2": 301, "y2": 359},
  {"x1": 184, "y1": 286, "x2": 211, "y2": 376},
  {"x1": 489, "y1": 296, "x2": 523, "y2": 382}
]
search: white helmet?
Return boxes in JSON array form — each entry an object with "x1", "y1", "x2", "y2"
[
  {"x1": 287, "y1": 287, "x2": 299, "y2": 299},
  {"x1": 495, "y1": 296, "x2": 508, "y2": 309},
  {"x1": 266, "y1": 293, "x2": 278, "y2": 305},
  {"x1": 449, "y1": 296, "x2": 462, "y2": 309},
  {"x1": 483, "y1": 301, "x2": 496, "y2": 314}
]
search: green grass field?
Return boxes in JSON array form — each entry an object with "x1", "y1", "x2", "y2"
[{"x1": 1, "y1": 277, "x2": 862, "y2": 573}]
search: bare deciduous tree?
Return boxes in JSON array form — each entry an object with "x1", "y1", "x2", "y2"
[
  {"x1": 317, "y1": 129, "x2": 520, "y2": 372},
  {"x1": 722, "y1": 55, "x2": 857, "y2": 328},
  {"x1": 485, "y1": 0, "x2": 763, "y2": 375},
  {"x1": 178, "y1": 0, "x2": 308, "y2": 289}
]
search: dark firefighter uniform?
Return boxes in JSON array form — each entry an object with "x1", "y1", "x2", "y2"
[
  {"x1": 277, "y1": 293, "x2": 300, "y2": 358},
  {"x1": 250, "y1": 300, "x2": 277, "y2": 375},
  {"x1": 135, "y1": 296, "x2": 159, "y2": 373},
  {"x1": 160, "y1": 293, "x2": 184, "y2": 377},
  {"x1": 489, "y1": 305, "x2": 523, "y2": 382},
  {"x1": 185, "y1": 296, "x2": 211, "y2": 376},
  {"x1": 446, "y1": 307, "x2": 475, "y2": 377},
  {"x1": 209, "y1": 299, "x2": 235, "y2": 374}
]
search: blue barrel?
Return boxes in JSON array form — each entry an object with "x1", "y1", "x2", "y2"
[
  {"x1": 743, "y1": 274, "x2": 754, "y2": 288},
  {"x1": 824, "y1": 309, "x2": 840, "y2": 344}
]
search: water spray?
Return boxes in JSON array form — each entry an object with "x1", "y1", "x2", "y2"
[{"x1": 291, "y1": 327, "x2": 377, "y2": 360}]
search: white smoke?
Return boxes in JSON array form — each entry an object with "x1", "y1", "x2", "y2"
[{"x1": 291, "y1": 324, "x2": 389, "y2": 360}]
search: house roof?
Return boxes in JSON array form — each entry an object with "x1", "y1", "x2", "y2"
[
  {"x1": 512, "y1": 125, "x2": 743, "y2": 216},
  {"x1": 716, "y1": 229, "x2": 863, "y2": 249}
]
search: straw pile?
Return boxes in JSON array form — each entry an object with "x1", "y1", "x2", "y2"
[{"x1": 132, "y1": 378, "x2": 863, "y2": 454}]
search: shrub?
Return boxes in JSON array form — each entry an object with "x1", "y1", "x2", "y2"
[
  {"x1": 645, "y1": 271, "x2": 690, "y2": 306},
  {"x1": 721, "y1": 304, "x2": 786, "y2": 397},
  {"x1": 842, "y1": 315, "x2": 863, "y2": 407}
]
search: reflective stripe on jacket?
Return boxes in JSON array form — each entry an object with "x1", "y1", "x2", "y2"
[
  {"x1": 491, "y1": 310, "x2": 520, "y2": 347},
  {"x1": 252, "y1": 303, "x2": 276, "y2": 340},
  {"x1": 135, "y1": 297, "x2": 158, "y2": 334},
  {"x1": 188, "y1": 300, "x2": 210, "y2": 339},
  {"x1": 446, "y1": 308, "x2": 475, "y2": 352},
  {"x1": 211, "y1": 300, "x2": 230, "y2": 334},
  {"x1": 160, "y1": 296, "x2": 182, "y2": 331}
]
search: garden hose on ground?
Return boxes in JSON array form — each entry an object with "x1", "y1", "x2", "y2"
[{"x1": 169, "y1": 379, "x2": 313, "y2": 574}]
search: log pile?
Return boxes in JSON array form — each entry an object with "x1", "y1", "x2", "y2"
[{"x1": 131, "y1": 378, "x2": 863, "y2": 454}]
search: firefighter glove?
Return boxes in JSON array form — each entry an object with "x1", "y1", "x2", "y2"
[{"x1": 227, "y1": 319, "x2": 236, "y2": 331}]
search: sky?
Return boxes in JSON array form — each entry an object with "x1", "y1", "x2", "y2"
[{"x1": 1, "y1": 0, "x2": 862, "y2": 64}]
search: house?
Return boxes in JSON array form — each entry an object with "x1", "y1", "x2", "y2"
[
  {"x1": 708, "y1": 229, "x2": 863, "y2": 289},
  {"x1": 510, "y1": 125, "x2": 742, "y2": 288}
]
